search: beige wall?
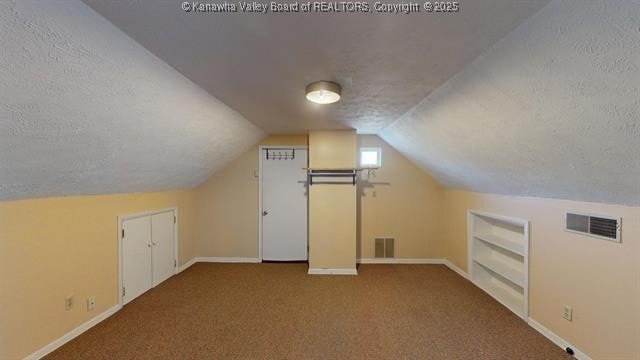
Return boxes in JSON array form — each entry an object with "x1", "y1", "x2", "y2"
[
  {"x1": 442, "y1": 189, "x2": 640, "y2": 359},
  {"x1": 3, "y1": 134, "x2": 637, "y2": 359},
  {"x1": 308, "y1": 130, "x2": 358, "y2": 270},
  {"x1": 194, "y1": 133, "x2": 445, "y2": 263},
  {"x1": 194, "y1": 135, "x2": 308, "y2": 258},
  {"x1": 308, "y1": 130, "x2": 357, "y2": 169},
  {"x1": 357, "y1": 135, "x2": 444, "y2": 260},
  {"x1": 309, "y1": 185, "x2": 357, "y2": 269},
  {"x1": 0, "y1": 190, "x2": 196, "y2": 360}
]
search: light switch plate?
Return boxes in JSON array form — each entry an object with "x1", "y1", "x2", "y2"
[{"x1": 562, "y1": 305, "x2": 572, "y2": 321}]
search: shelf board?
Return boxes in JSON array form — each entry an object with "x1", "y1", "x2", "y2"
[
  {"x1": 473, "y1": 255, "x2": 525, "y2": 287},
  {"x1": 474, "y1": 233, "x2": 524, "y2": 256},
  {"x1": 470, "y1": 210, "x2": 528, "y2": 227},
  {"x1": 474, "y1": 277, "x2": 525, "y2": 319},
  {"x1": 304, "y1": 167, "x2": 380, "y2": 171}
]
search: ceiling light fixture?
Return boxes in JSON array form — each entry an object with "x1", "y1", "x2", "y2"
[{"x1": 305, "y1": 81, "x2": 341, "y2": 104}]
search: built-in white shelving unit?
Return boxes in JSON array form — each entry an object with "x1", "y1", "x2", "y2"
[{"x1": 468, "y1": 210, "x2": 529, "y2": 320}]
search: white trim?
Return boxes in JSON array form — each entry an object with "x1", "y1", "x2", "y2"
[
  {"x1": 258, "y1": 146, "x2": 263, "y2": 262},
  {"x1": 196, "y1": 257, "x2": 261, "y2": 263},
  {"x1": 117, "y1": 217, "x2": 123, "y2": 307},
  {"x1": 443, "y1": 259, "x2": 469, "y2": 279},
  {"x1": 21, "y1": 260, "x2": 588, "y2": 360},
  {"x1": 468, "y1": 209, "x2": 529, "y2": 227},
  {"x1": 528, "y1": 318, "x2": 591, "y2": 360},
  {"x1": 357, "y1": 258, "x2": 445, "y2": 264},
  {"x1": 22, "y1": 255, "x2": 256, "y2": 359},
  {"x1": 177, "y1": 258, "x2": 197, "y2": 273},
  {"x1": 355, "y1": 258, "x2": 470, "y2": 280},
  {"x1": 308, "y1": 268, "x2": 358, "y2": 275},
  {"x1": 118, "y1": 208, "x2": 178, "y2": 307},
  {"x1": 173, "y1": 208, "x2": 180, "y2": 274},
  {"x1": 24, "y1": 304, "x2": 121, "y2": 360},
  {"x1": 258, "y1": 145, "x2": 309, "y2": 262},
  {"x1": 259, "y1": 145, "x2": 309, "y2": 149},
  {"x1": 116, "y1": 207, "x2": 178, "y2": 221}
]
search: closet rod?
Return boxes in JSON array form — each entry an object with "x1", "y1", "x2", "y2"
[{"x1": 307, "y1": 169, "x2": 357, "y2": 186}]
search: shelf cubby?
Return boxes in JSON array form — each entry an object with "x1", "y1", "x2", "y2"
[{"x1": 468, "y1": 210, "x2": 529, "y2": 320}]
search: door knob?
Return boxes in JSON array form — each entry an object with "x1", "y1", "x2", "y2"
[
  {"x1": 262, "y1": 210, "x2": 268, "y2": 216},
  {"x1": 152, "y1": 242, "x2": 157, "y2": 246},
  {"x1": 147, "y1": 243, "x2": 151, "y2": 247}
]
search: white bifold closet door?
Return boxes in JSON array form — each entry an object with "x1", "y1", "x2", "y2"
[
  {"x1": 262, "y1": 148, "x2": 308, "y2": 261},
  {"x1": 122, "y1": 210, "x2": 175, "y2": 305}
]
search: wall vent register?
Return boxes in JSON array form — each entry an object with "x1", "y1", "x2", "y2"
[
  {"x1": 374, "y1": 237, "x2": 395, "y2": 258},
  {"x1": 565, "y1": 212, "x2": 621, "y2": 242}
]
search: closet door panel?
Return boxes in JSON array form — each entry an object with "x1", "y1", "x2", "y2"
[
  {"x1": 262, "y1": 149, "x2": 308, "y2": 261},
  {"x1": 151, "y1": 211, "x2": 176, "y2": 287},
  {"x1": 122, "y1": 216, "x2": 152, "y2": 304}
]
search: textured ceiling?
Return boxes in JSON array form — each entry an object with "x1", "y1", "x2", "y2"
[
  {"x1": 5, "y1": 0, "x2": 636, "y2": 206},
  {"x1": 82, "y1": 0, "x2": 549, "y2": 134},
  {"x1": 0, "y1": 0, "x2": 264, "y2": 201},
  {"x1": 381, "y1": 0, "x2": 640, "y2": 206}
]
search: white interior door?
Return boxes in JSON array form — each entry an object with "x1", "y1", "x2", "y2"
[
  {"x1": 122, "y1": 216, "x2": 152, "y2": 304},
  {"x1": 262, "y1": 148, "x2": 308, "y2": 261},
  {"x1": 151, "y1": 211, "x2": 176, "y2": 287}
]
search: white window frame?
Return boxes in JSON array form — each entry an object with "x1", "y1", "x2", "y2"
[{"x1": 360, "y1": 147, "x2": 381, "y2": 168}]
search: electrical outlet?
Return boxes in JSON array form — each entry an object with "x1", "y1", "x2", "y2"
[
  {"x1": 562, "y1": 305, "x2": 572, "y2": 321},
  {"x1": 87, "y1": 296, "x2": 96, "y2": 311},
  {"x1": 65, "y1": 296, "x2": 74, "y2": 311}
]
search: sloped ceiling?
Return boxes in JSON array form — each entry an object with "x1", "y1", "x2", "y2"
[
  {"x1": 82, "y1": 0, "x2": 549, "y2": 134},
  {"x1": 0, "y1": 0, "x2": 264, "y2": 200},
  {"x1": 3, "y1": 0, "x2": 637, "y2": 206},
  {"x1": 381, "y1": 0, "x2": 640, "y2": 206}
]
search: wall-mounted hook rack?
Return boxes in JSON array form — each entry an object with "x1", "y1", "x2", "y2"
[{"x1": 265, "y1": 148, "x2": 295, "y2": 160}]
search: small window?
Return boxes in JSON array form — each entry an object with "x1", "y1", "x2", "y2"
[{"x1": 360, "y1": 147, "x2": 381, "y2": 168}]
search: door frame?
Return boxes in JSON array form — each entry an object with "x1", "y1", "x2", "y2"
[
  {"x1": 258, "y1": 145, "x2": 308, "y2": 262},
  {"x1": 117, "y1": 207, "x2": 178, "y2": 307}
]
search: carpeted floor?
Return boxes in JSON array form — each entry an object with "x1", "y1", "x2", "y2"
[{"x1": 46, "y1": 263, "x2": 571, "y2": 359}]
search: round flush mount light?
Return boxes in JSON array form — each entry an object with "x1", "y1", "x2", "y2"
[{"x1": 305, "y1": 81, "x2": 341, "y2": 104}]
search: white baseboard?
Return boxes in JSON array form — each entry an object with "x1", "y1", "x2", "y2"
[
  {"x1": 355, "y1": 258, "x2": 470, "y2": 280},
  {"x1": 24, "y1": 304, "x2": 121, "y2": 360},
  {"x1": 176, "y1": 258, "x2": 197, "y2": 273},
  {"x1": 442, "y1": 259, "x2": 469, "y2": 279},
  {"x1": 195, "y1": 257, "x2": 260, "y2": 263},
  {"x1": 21, "y1": 259, "x2": 589, "y2": 360},
  {"x1": 26, "y1": 256, "x2": 203, "y2": 359},
  {"x1": 357, "y1": 258, "x2": 446, "y2": 264},
  {"x1": 528, "y1": 318, "x2": 591, "y2": 360},
  {"x1": 308, "y1": 268, "x2": 358, "y2": 275},
  {"x1": 439, "y1": 260, "x2": 588, "y2": 359}
]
